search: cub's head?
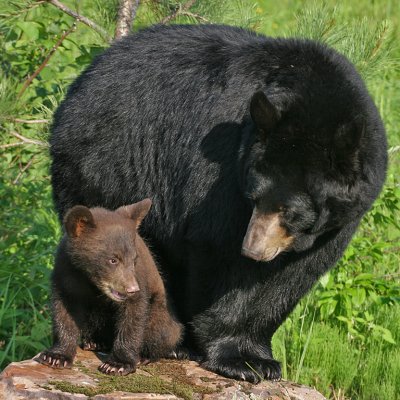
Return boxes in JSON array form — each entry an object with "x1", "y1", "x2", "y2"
[
  {"x1": 241, "y1": 89, "x2": 385, "y2": 262},
  {"x1": 64, "y1": 199, "x2": 152, "y2": 301}
]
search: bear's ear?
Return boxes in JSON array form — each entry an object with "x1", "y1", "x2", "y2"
[
  {"x1": 64, "y1": 206, "x2": 96, "y2": 238},
  {"x1": 250, "y1": 91, "x2": 278, "y2": 143},
  {"x1": 116, "y1": 198, "x2": 152, "y2": 228}
]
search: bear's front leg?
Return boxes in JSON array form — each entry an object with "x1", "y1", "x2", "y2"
[
  {"x1": 200, "y1": 336, "x2": 281, "y2": 383},
  {"x1": 190, "y1": 287, "x2": 282, "y2": 383},
  {"x1": 35, "y1": 290, "x2": 79, "y2": 369},
  {"x1": 98, "y1": 300, "x2": 147, "y2": 376}
]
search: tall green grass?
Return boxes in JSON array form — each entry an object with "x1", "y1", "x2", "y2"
[{"x1": 0, "y1": 159, "x2": 58, "y2": 365}]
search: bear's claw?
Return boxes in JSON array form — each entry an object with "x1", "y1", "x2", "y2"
[{"x1": 35, "y1": 350, "x2": 73, "y2": 369}]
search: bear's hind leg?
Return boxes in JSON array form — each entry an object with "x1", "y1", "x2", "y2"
[{"x1": 141, "y1": 295, "x2": 183, "y2": 361}]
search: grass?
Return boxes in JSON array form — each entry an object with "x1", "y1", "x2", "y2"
[
  {"x1": 0, "y1": 153, "x2": 57, "y2": 365},
  {"x1": 0, "y1": 1, "x2": 399, "y2": 399},
  {"x1": 272, "y1": 305, "x2": 400, "y2": 399}
]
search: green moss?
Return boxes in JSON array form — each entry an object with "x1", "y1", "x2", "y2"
[
  {"x1": 50, "y1": 360, "x2": 219, "y2": 400},
  {"x1": 73, "y1": 360, "x2": 91, "y2": 374},
  {"x1": 199, "y1": 376, "x2": 215, "y2": 382},
  {"x1": 143, "y1": 360, "x2": 219, "y2": 398},
  {"x1": 50, "y1": 374, "x2": 171, "y2": 398}
]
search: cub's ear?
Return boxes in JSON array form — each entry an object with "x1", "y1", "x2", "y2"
[
  {"x1": 116, "y1": 198, "x2": 152, "y2": 228},
  {"x1": 250, "y1": 91, "x2": 279, "y2": 143},
  {"x1": 64, "y1": 206, "x2": 96, "y2": 238}
]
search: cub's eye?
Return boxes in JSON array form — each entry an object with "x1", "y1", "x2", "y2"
[{"x1": 108, "y1": 257, "x2": 119, "y2": 266}]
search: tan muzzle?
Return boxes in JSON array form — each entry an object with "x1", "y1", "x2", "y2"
[{"x1": 241, "y1": 207, "x2": 293, "y2": 262}]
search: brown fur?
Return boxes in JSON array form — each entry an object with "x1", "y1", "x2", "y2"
[{"x1": 35, "y1": 199, "x2": 182, "y2": 375}]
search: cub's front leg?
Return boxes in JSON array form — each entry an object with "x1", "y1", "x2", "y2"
[
  {"x1": 35, "y1": 289, "x2": 80, "y2": 369},
  {"x1": 98, "y1": 298, "x2": 147, "y2": 376}
]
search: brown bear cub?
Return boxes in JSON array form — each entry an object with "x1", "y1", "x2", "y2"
[{"x1": 36, "y1": 199, "x2": 182, "y2": 375}]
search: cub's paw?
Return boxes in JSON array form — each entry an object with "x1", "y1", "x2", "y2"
[
  {"x1": 98, "y1": 360, "x2": 136, "y2": 376},
  {"x1": 167, "y1": 346, "x2": 203, "y2": 362},
  {"x1": 81, "y1": 340, "x2": 106, "y2": 352},
  {"x1": 35, "y1": 350, "x2": 73, "y2": 369},
  {"x1": 202, "y1": 357, "x2": 281, "y2": 384}
]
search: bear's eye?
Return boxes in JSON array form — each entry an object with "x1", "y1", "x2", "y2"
[{"x1": 108, "y1": 257, "x2": 119, "y2": 266}]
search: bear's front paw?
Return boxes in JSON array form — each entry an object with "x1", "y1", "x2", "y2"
[
  {"x1": 98, "y1": 360, "x2": 136, "y2": 376},
  {"x1": 202, "y1": 356, "x2": 281, "y2": 383},
  {"x1": 35, "y1": 350, "x2": 73, "y2": 369}
]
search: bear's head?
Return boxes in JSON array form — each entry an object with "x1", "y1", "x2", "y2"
[
  {"x1": 63, "y1": 199, "x2": 152, "y2": 301},
  {"x1": 241, "y1": 90, "x2": 380, "y2": 262}
]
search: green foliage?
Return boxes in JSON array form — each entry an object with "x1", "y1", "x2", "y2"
[
  {"x1": 313, "y1": 182, "x2": 400, "y2": 344},
  {"x1": 135, "y1": 0, "x2": 261, "y2": 29},
  {"x1": 0, "y1": 2, "x2": 399, "y2": 400},
  {"x1": 0, "y1": 161, "x2": 58, "y2": 365},
  {"x1": 291, "y1": 4, "x2": 398, "y2": 82}
]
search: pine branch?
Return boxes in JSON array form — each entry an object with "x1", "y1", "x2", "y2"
[
  {"x1": 13, "y1": 118, "x2": 49, "y2": 124},
  {"x1": 160, "y1": 0, "x2": 197, "y2": 24},
  {"x1": 18, "y1": 23, "x2": 76, "y2": 98},
  {"x1": 46, "y1": 0, "x2": 112, "y2": 42},
  {"x1": 10, "y1": 131, "x2": 48, "y2": 146},
  {"x1": 13, "y1": 155, "x2": 35, "y2": 185},
  {"x1": 115, "y1": 0, "x2": 140, "y2": 39},
  {"x1": 180, "y1": 11, "x2": 209, "y2": 23},
  {"x1": 0, "y1": 142, "x2": 25, "y2": 150},
  {"x1": 0, "y1": 130, "x2": 48, "y2": 149},
  {"x1": 0, "y1": 1, "x2": 46, "y2": 18}
]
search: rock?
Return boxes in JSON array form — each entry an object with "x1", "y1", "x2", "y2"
[{"x1": 0, "y1": 348, "x2": 326, "y2": 400}]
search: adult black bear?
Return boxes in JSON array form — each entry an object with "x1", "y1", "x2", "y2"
[{"x1": 50, "y1": 25, "x2": 387, "y2": 382}]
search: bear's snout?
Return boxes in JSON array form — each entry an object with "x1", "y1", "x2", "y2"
[
  {"x1": 242, "y1": 208, "x2": 293, "y2": 262},
  {"x1": 126, "y1": 283, "x2": 140, "y2": 294}
]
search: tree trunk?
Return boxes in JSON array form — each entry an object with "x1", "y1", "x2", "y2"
[{"x1": 115, "y1": 0, "x2": 140, "y2": 39}]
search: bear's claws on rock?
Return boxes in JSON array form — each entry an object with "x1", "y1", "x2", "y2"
[
  {"x1": 34, "y1": 351, "x2": 73, "y2": 369},
  {"x1": 202, "y1": 357, "x2": 281, "y2": 384},
  {"x1": 98, "y1": 360, "x2": 136, "y2": 376}
]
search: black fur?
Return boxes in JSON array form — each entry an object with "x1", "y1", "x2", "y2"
[{"x1": 50, "y1": 24, "x2": 387, "y2": 382}]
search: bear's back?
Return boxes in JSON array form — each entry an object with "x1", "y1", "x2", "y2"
[{"x1": 50, "y1": 25, "x2": 385, "y2": 247}]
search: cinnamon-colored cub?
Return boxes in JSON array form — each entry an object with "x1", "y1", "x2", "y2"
[{"x1": 36, "y1": 199, "x2": 182, "y2": 375}]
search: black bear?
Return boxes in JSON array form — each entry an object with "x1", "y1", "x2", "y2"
[
  {"x1": 50, "y1": 25, "x2": 387, "y2": 382},
  {"x1": 36, "y1": 199, "x2": 182, "y2": 375}
]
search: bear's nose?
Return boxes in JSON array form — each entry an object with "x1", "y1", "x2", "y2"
[{"x1": 126, "y1": 284, "x2": 140, "y2": 294}]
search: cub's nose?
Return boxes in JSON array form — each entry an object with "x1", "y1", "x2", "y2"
[{"x1": 126, "y1": 284, "x2": 140, "y2": 294}]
